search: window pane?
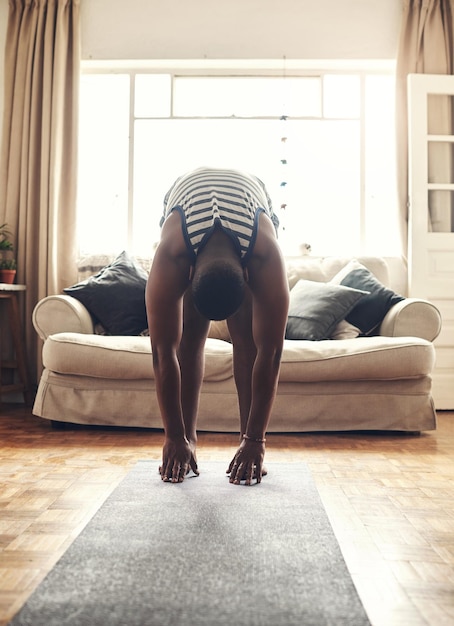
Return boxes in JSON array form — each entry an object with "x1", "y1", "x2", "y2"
[
  {"x1": 323, "y1": 75, "x2": 360, "y2": 118},
  {"x1": 77, "y1": 68, "x2": 401, "y2": 258},
  {"x1": 173, "y1": 77, "x2": 321, "y2": 117},
  {"x1": 77, "y1": 74, "x2": 130, "y2": 255},
  {"x1": 428, "y1": 190, "x2": 454, "y2": 232},
  {"x1": 428, "y1": 142, "x2": 454, "y2": 183},
  {"x1": 135, "y1": 74, "x2": 171, "y2": 117},
  {"x1": 427, "y1": 94, "x2": 454, "y2": 135},
  {"x1": 364, "y1": 74, "x2": 400, "y2": 255}
]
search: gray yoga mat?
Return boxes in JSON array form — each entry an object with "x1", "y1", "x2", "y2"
[{"x1": 9, "y1": 461, "x2": 370, "y2": 626}]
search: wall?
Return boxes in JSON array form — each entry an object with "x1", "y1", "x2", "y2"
[{"x1": 81, "y1": 0, "x2": 401, "y2": 60}]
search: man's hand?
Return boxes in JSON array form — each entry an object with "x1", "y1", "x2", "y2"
[
  {"x1": 160, "y1": 437, "x2": 199, "y2": 483},
  {"x1": 227, "y1": 438, "x2": 265, "y2": 485}
]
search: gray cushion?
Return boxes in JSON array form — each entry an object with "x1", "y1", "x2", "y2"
[{"x1": 285, "y1": 279, "x2": 368, "y2": 341}]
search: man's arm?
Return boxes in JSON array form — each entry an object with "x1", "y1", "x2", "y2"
[
  {"x1": 146, "y1": 215, "x2": 197, "y2": 482},
  {"x1": 227, "y1": 214, "x2": 289, "y2": 484}
]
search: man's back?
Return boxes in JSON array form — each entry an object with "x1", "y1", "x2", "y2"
[{"x1": 162, "y1": 167, "x2": 278, "y2": 263}]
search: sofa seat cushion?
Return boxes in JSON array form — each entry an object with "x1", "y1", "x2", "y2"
[
  {"x1": 43, "y1": 334, "x2": 233, "y2": 382},
  {"x1": 43, "y1": 332, "x2": 435, "y2": 387},
  {"x1": 279, "y1": 336, "x2": 435, "y2": 382}
]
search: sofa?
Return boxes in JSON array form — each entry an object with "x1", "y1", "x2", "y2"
[{"x1": 31, "y1": 253, "x2": 442, "y2": 433}]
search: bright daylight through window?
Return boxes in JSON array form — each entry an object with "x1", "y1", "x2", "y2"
[{"x1": 77, "y1": 64, "x2": 400, "y2": 259}]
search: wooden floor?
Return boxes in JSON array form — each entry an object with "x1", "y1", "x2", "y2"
[{"x1": 0, "y1": 404, "x2": 453, "y2": 626}]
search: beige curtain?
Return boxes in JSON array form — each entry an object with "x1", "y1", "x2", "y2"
[
  {"x1": 0, "y1": 0, "x2": 80, "y2": 386},
  {"x1": 396, "y1": 0, "x2": 454, "y2": 254}
]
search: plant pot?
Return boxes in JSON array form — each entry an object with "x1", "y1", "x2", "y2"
[{"x1": 0, "y1": 269, "x2": 16, "y2": 284}]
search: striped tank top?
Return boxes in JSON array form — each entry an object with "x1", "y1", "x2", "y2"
[{"x1": 161, "y1": 167, "x2": 278, "y2": 263}]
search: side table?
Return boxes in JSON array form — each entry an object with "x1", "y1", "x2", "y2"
[{"x1": 0, "y1": 284, "x2": 32, "y2": 405}]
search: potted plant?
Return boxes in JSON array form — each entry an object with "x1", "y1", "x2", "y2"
[{"x1": 0, "y1": 223, "x2": 17, "y2": 284}]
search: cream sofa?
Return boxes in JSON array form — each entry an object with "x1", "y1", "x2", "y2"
[{"x1": 31, "y1": 255, "x2": 442, "y2": 433}]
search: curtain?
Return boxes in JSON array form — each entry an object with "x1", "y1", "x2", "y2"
[
  {"x1": 0, "y1": 0, "x2": 80, "y2": 386},
  {"x1": 396, "y1": 0, "x2": 454, "y2": 254}
]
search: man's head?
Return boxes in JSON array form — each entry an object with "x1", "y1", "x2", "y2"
[{"x1": 191, "y1": 259, "x2": 245, "y2": 320}]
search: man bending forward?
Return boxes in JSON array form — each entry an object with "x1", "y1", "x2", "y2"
[{"x1": 146, "y1": 167, "x2": 289, "y2": 485}]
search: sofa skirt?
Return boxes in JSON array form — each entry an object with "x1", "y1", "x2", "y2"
[{"x1": 33, "y1": 368, "x2": 436, "y2": 433}]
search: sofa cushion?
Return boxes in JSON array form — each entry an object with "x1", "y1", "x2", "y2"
[
  {"x1": 42, "y1": 332, "x2": 435, "y2": 389},
  {"x1": 279, "y1": 336, "x2": 435, "y2": 382},
  {"x1": 286, "y1": 279, "x2": 368, "y2": 340},
  {"x1": 42, "y1": 334, "x2": 233, "y2": 382},
  {"x1": 208, "y1": 319, "x2": 231, "y2": 342},
  {"x1": 63, "y1": 251, "x2": 148, "y2": 336},
  {"x1": 330, "y1": 319, "x2": 361, "y2": 340},
  {"x1": 330, "y1": 259, "x2": 405, "y2": 335}
]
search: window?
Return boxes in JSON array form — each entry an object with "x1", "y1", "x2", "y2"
[{"x1": 77, "y1": 63, "x2": 399, "y2": 259}]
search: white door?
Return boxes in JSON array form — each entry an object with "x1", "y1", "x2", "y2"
[{"x1": 408, "y1": 73, "x2": 454, "y2": 409}]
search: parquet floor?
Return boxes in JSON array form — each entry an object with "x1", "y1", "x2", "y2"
[{"x1": 0, "y1": 404, "x2": 453, "y2": 626}]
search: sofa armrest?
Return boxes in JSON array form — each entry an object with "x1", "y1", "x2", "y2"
[
  {"x1": 378, "y1": 298, "x2": 442, "y2": 342},
  {"x1": 32, "y1": 295, "x2": 95, "y2": 341}
]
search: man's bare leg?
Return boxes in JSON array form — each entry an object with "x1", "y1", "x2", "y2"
[
  {"x1": 178, "y1": 289, "x2": 210, "y2": 472},
  {"x1": 227, "y1": 292, "x2": 267, "y2": 480},
  {"x1": 227, "y1": 291, "x2": 256, "y2": 436}
]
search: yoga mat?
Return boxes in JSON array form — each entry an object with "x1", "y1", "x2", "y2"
[{"x1": 9, "y1": 461, "x2": 370, "y2": 626}]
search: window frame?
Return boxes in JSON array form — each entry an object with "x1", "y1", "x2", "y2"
[{"x1": 79, "y1": 59, "x2": 397, "y2": 257}]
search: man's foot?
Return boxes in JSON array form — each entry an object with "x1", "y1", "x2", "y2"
[
  {"x1": 254, "y1": 465, "x2": 267, "y2": 479},
  {"x1": 185, "y1": 467, "x2": 199, "y2": 478}
]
